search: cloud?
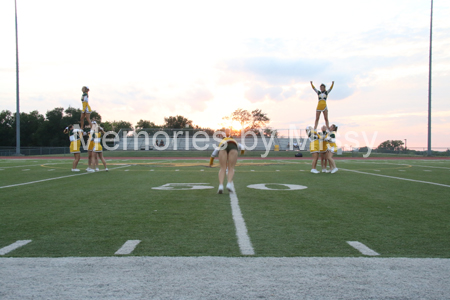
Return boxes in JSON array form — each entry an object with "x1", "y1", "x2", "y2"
[
  {"x1": 221, "y1": 56, "x2": 330, "y2": 85},
  {"x1": 179, "y1": 86, "x2": 214, "y2": 112},
  {"x1": 244, "y1": 85, "x2": 298, "y2": 103}
]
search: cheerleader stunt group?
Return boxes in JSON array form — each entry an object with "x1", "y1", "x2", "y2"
[
  {"x1": 65, "y1": 86, "x2": 108, "y2": 172},
  {"x1": 66, "y1": 81, "x2": 338, "y2": 192}
]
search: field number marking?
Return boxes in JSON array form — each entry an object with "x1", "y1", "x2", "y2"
[
  {"x1": 247, "y1": 184, "x2": 307, "y2": 191},
  {"x1": 152, "y1": 183, "x2": 214, "y2": 190}
]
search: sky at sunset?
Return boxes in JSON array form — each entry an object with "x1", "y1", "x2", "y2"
[{"x1": 1, "y1": 0, "x2": 449, "y2": 149}]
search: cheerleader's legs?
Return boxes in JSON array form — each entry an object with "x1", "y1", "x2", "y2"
[
  {"x1": 314, "y1": 111, "x2": 321, "y2": 130},
  {"x1": 97, "y1": 152, "x2": 107, "y2": 169},
  {"x1": 326, "y1": 151, "x2": 336, "y2": 170},
  {"x1": 80, "y1": 112, "x2": 92, "y2": 129},
  {"x1": 73, "y1": 153, "x2": 81, "y2": 169},
  {"x1": 218, "y1": 150, "x2": 228, "y2": 186},
  {"x1": 311, "y1": 152, "x2": 319, "y2": 169},
  {"x1": 323, "y1": 110, "x2": 329, "y2": 130}
]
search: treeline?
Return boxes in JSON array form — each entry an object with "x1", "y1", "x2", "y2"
[{"x1": 0, "y1": 107, "x2": 218, "y2": 147}]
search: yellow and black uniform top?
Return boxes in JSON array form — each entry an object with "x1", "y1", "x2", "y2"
[
  {"x1": 209, "y1": 137, "x2": 245, "y2": 166},
  {"x1": 324, "y1": 130, "x2": 337, "y2": 151},
  {"x1": 308, "y1": 129, "x2": 321, "y2": 153},
  {"x1": 312, "y1": 82, "x2": 334, "y2": 112},
  {"x1": 68, "y1": 128, "x2": 83, "y2": 153}
]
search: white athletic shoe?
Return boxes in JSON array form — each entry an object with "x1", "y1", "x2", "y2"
[
  {"x1": 87, "y1": 168, "x2": 95, "y2": 173},
  {"x1": 321, "y1": 169, "x2": 327, "y2": 173},
  {"x1": 226, "y1": 182, "x2": 235, "y2": 193},
  {"x1": 311, "y1": 169, "x2": 320, "y2": 174},
  {"x1": 86, "y1": 168, "x2": 92, "y2": 172},
  {"x1": 95, "y1": 168, "x2": 100, "y2": 172},
  {"x1": 217, "y1": 184, "x2": 224, "y2": 194},
  {"x1": 105, "y1": 168, "x2": 109, "y2": 172},
  {"x1": 71, "y1": 169, "x2": 80, "y2": 172},
  {"x1": 331, "y1": 168, "x2": 339, "y2": 174}
]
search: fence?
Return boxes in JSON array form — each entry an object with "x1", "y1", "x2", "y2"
[{"x1": 0, "y1": 147, "x2": 71, "y2": 157}]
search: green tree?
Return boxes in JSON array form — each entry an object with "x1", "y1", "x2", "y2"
[
  {"x1": 250, "y1": 109, "x2": 270, "y2": 130},
  {"x1": 101, "y1": 121, "x2": 113, "y2": 132},
  {"x1": 164, "y1": 115, "x2": 193, "y2": 128},
  {"x1": 377, "y1": 140, "x2": 404, "y2": 151},
  {"x1": 111, "y1": 120, "x2": 133, "y2": 133},
  {"x1": 135, "y1": 119, "x2": 157, "y2": 130},
  {"x1": 18, "y1": 110, "x2": 45, "y2": 146},
  {"x1": 0, "y1": 110, "x2": 15, "y2": 146}
]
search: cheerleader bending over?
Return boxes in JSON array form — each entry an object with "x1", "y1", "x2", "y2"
[{"x1": 209, "y1": 130, "x2": 245, "y2": 194}]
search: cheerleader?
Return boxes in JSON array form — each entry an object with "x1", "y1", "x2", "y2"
[
  {"x1": 310, "y1": 81, "x2": 334, "y2": 130},
  {"x1": 318, "y1": 125, "x2": 329, "y2": 173},
  {"x1": 64, "y1": 125, "x2": 83, "y2": 172},
  {"x1": 85, "y1": 123, "x2": 96, "y2": 173},
  {"x1": 209, "y1": 129, "x2": 245, "y2": 194},
  {"x1": 307, "y1": 125, "x2": 320, "y2": 174},
  {"x1": 324, "y1": 124, "x2": 339, "y2": 174},
  {"x1": 90, "y1": 122, "x2": 108, "y2": 171},
  {"x1": 80, "y1": 86, "x2": 92, "y2": 129}
]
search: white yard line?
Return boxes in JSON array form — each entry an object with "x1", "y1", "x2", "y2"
[
  {"x1": 0, "y1": 240, "x2": 32, "y2": 255},
  {"x1": 0, "y1": 165, "x2": 131, "y2": 189},
  {"x1": 347, "y1": 241, "x2": 379, "y2": 256},
  {"x1": 229, "y1": 190, "x2": 255, "y2": 255},
  {"x1": 0, "y1": 162, "x2": 66, "y2": 169},
  {"x1": 357, "y1": 162, "x2": 450, "y2": 170},
  {"x1": 115, "y1": 240, "x2": 141, "y2": 255},
  {"x1": 341, "y1": 168, "x2": 450, "y2": 188}
]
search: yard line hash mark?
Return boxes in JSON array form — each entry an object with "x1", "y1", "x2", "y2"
[
  {"x1": 229, "y1": 190, "x2": 255, "y2": 255},
  {"x1": 347, "y1": 241, "x2": 380, "y2": 256},
  {"x1": 341, "y1": 169, "x2": 450, "y2": 188},
  {"x1": 115, "y1": 240, "x2": 141, "y2": 255},
  {"x1": 0, "y1": 240, "x2": 32, "y2": 255}
]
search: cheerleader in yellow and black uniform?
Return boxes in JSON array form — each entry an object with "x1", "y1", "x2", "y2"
[
  {"x1": 318, "y1": 125, "x2": 330, "y2": 173},
  {"x1": 64, "y1": 125, "x2": 83, "y2": 172},
  {"x1": 324, "y1": 124, "x2": 339, "y2": 174},
  {"x1": 310, "y1": 81, "x2": 334, "y2": 130},
  {"x1": 307, "y1": 125, "x2": 320, "y2": 174},
  {"x1": 209, "y1": 130, "x2": 245, "y2": 194},
  {"x1": 85, "y1": 123, "x2": 96, "y2": 173},
  {"x1": 91, "y1": 122, "x2": 108, "y2": 171},
  {"x1": 80, "y1": 86, "x2": 92, "y2": 129}
]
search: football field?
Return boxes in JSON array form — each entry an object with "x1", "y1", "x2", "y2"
[
  {"x1": 1, "y1": 156, "x2": 450, "y2": 299},
  {"x1": 1, "y1": 157, "x2": 449, "y2": 258}
]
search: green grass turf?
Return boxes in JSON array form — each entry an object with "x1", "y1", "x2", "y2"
[
  {"x1": 38, "y1": 149, "x2": 426, "y2": 158},
  {"x1": 0, "y1": 158, "x2": 449, "y2": 258}
]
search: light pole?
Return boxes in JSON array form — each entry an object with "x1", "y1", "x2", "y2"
[
  {"x1": 404, "y1": 139, "x2": 407, "y2": 152},
  {"x1": 427, "y1": 0, "x2": 433, "y2": 156},
  {"x1": 15, "y1": 0, "x2": 21, "y2": 155}
]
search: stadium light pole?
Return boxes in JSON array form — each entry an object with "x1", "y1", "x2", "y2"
[
  {"x1": 427, "y1": 0, "x2": 433, "y2": 156},
  {"x1": 15, "y1": 0, "x2": 21, "y2": 155}
]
